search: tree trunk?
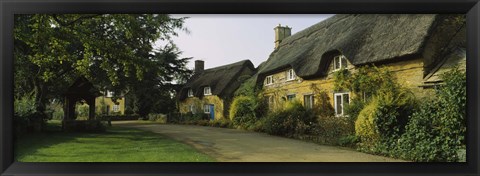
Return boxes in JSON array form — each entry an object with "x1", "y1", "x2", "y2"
[{"x1": 33, "y1": 79, "x2": 48, "y2": 131}]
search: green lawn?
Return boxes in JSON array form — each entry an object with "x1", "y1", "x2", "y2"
[{"x1": 15, "y1": 120, "x2": 216, "y2": 162}]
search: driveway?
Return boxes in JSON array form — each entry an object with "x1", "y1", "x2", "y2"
[{"x1": 114, "y1": 121, "x2": 406, "y2": 162}]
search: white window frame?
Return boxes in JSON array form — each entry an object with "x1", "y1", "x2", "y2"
[
  {"x1": 286, "y1": 94, "x2": 296, "y2": 101},
  {"x1": 304, "y1": 94, "x2": 314, "y2": 109},
  {"x1": 334, "y1": 92, "x2": 350, "y2": 117},
  {"x1": 204, "y1": 87, "x2": 212, "y2": 95},
  {"x1": 189, "y1": 104, "x2": 195, "y2": 113},
  {"x1": 112, "y1": 104, "x2": 120, "y2": 112},
  {"x1": 286, "y1": 69, "x2": 296, "y2": 81},
  {"x1": 333, "y1": 55, "x2": 347, "y2": 71},
  {"x1": 266, "y1": 95, "x2": 275, "y2": 109},
  {"x1": 106, "y1": 91, "x2": 114, "y2": 98},
  {"x1": 187, "y1": 89, "x2": 194, "y2": 97},
  {"x1": 265, "y1": 75, "x2": 274, "y2": 85},
  {"x1": 204, "y1": 104, "x2": 210, "y2": 114}
]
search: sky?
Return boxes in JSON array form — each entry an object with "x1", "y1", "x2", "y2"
[{"x1": 155, "y1": 14, "x2": 334, "y2": 70}]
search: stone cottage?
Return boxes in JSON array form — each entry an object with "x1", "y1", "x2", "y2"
[
  {"x1": 178, "y1": 60, "x2": 256, "y2": 120},
  {"x1": 255, "y1": 14, "x2": 466, "y2": 116}
]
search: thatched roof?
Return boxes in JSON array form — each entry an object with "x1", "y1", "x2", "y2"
[
  {"x1": 256, "y1": 14, "x2": 464, "y2": 83},
  {"x1": 178, "y1": 60, "x2": 255, "y2": 100}
]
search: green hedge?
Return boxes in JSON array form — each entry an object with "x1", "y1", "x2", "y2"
[
  {"x1": 396, "y1": 68, "x2": 466, "y2": 162},
  {"x1": 262, "y1": 101, "x2": 317, "y2": 137}
]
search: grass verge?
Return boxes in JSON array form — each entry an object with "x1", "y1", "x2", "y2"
[{"x1": 15, "y1": 120, "x2": 216, "y2": 162}]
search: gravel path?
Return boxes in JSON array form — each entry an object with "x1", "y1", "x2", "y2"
[{"x1": 114, "y1": 121, "x2": 406, "y2": 162}]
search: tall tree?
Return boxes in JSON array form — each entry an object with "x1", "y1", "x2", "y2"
[
  {"x1": 14, "y1": 14, "x2": 190, "y2": 120},
  {"x1": 128, "y1": 44, "x2": 193, "y2": 117}
]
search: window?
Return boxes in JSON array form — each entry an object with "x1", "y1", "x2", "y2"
[
  {"x1": 106, "y1": 91, "x2": 114, "y2": 97},
  {"x1": 333, "y1": 55, "x2": 348, "y2": 71},
  {"x1": 265, "y1": 96, "x2": 275, "y2": 109},
  {"x1": 113, "y1": 104, "x2": 120, "y2": 112},
  {"x1": 189, "y1": 104, "x2": 195, "y2": 113},
  {"x1": 204, "y1": 104, "x2": 210, "y2": 113},
  {"x1": 304, "y1": 94, "x2": 314, "y2": 109},
  {"x1": 204, "y1": 87, "x2": 211, "y2": 95},
  {"x1": 286, "y1": 69, "x2": 296, "y2": 81},
  {"x1": 266, "y1": 75, "x2": 274, "y2": 85},
  {"x1": 286, "y1": 94, "x2": 296, "y2": 101},
  {"x1": 334, "y1": 92, "x2": 350, "y2": 116},
  {"x1": 188, "y1": 89, "x2": 194, "y2": 97}
]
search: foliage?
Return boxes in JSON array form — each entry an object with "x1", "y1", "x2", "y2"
[
  {"x1": 313, "y1": 116, "x2": 356, "y2": 145},
  {"x1": 333, "y1": 65, "x2": 399, "y2": 123},
  {"x1": 14, "y1": 95, "x2": 38, "y2": 135},
  {"x1": 169, "y1": 112, "x2": 209, "y2": 123},
  {"x1": 127, "y1": 44, "x2": 193, "y2": 117},
  {"x1": 262, "y1": 101, "x2": 317, "y2": 137},
  {"x1": 343, "y1": 98, "x2": 365, "y2": 124},
  {"x1": 355, "y1": 89, "x2": 415, "y2": 152},
  {"x1": 229, "y1": 96, "x2": 256, "y2": 120},
  {"x1": 332, "y1": 68, "x2": 351, "y2": 91},
  {"x1": 14, "y1": 14, "x2": 190, "y2": 127},
  {"x1": 310, "y1": 86, "x2": 335, "y2": 118},
  {"x1": 234, "y1": 76, "x2": 257, "y2": 97},
  {"x1": 209, "y1": 119, "x2": 234, "y2": 128},
  {"x1": 338, "y1": 135, "x2": 359, "y2": 147},
  {"x1": 230, "y1": 96, "x2": 258, "y2": 129},
  {"x1": 354, "y1": 98, "x2": 380, "y2": 148},
  {"x1": 14, "y1": 95, "x2": 37, "y2": 119},
  {"x1": 75, "y1": 103, "x2": 90, "y2": 120},
  {"x1": 46, "y1": 102, "x2": 64, "y2": 120},
  {"x1": 147, "y1": 113, "x2": 167, "y2": 123},
  {"x1": 396, "y1": 68, "x2": 466, "y2": 162},
  {"x1": 333, "y1": 65, "x2": 417, "y2": 153}
]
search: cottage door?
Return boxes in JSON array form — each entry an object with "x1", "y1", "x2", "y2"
[{"x1": 209, "y1": 105, "x2": 215, "y2": 120}]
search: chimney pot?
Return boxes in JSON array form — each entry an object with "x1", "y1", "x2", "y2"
[
  {"x1": 274, "y1": 24, "x2": 292, "y2": 49},
  {"x1": 194, "y1": 60, "x2": 204, "y2": 74}
]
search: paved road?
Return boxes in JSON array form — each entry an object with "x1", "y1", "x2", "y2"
[{"x1": 114, "y1": 121, "x2": 406, "y2": 162}]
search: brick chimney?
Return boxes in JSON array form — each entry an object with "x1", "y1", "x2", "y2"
[
  {"x1": 274, "y1": 24, "x2": 292, "y2": 49},
  {"x1": 194, "y1": 60, "x2": 204, "y2": 74}
]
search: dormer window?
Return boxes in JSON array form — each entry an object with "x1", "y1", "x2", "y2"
[
  {"x1": 187, "y1": 89, "x2": 194, "y2": 97},
  {"x1": 286, "y1": 69, "x2": 296, "y2": 81},
  {"x1": 204, "y1": 87, "x2": 212, "y2": 95},
  {"x1": 333, "y1": 55, "x2": 348, "y2": 71},
  {"x1": 266, "y1": 75, "x2": 274, "y2": 85}
]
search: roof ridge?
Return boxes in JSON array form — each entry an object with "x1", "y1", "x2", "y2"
[{"x1": 203, "y1": 59, "x2": 251, "y2": 72}]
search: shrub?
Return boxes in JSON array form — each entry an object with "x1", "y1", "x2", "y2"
[
  {"x1": 147, "y1": 113, "x2": 167, "y2": 123},
  {"x1": 14, "y1": 95, "x2": 45, "y2": 134},
  {"x1": 338, "y1": 135, "x2": 359, "y2": 147},
  {"x1": 396, "y1": 68, "x2": 466, "y2": 162},
  {"x1": 314, "y1": 116, "x2": 355, "y2": 145},
  {"x1": 177, "y1": 112, "x2": 209, "y2": 122},
  {"x1": 14, "y1": 95, "x2": 36, "y2": 118},
  {"x1": 76, "y1": 104, "x2": 90, "y2": 120},
  {"x1": 355, "y1": 88, "x2": 416, "y2": 153},
  {"x1": 262, "y1": 101, "x2": 317, "y2": 137},
  {"x1": 230, "y1": 96, "x2": 258, "y2": 129},
  {"x1": 344, "y1": 98, "x2": 365, "y2": 123},
  {"x1": 355, "y1": 98, "x2": 380, "y2": 148},
  {"x1": 209, "y1": 119, "x2": 234, "y2": 128}
]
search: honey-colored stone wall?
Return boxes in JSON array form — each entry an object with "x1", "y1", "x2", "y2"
[
  {"x1": 179, "y1": 95, "x2": 225, "y2": 120},
  {"x1": 262, "y1": 57, "x2": 431, "y2": 111},
  {"x1": 95, "y1": 96, "x2": 126, "y2": 115}
]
